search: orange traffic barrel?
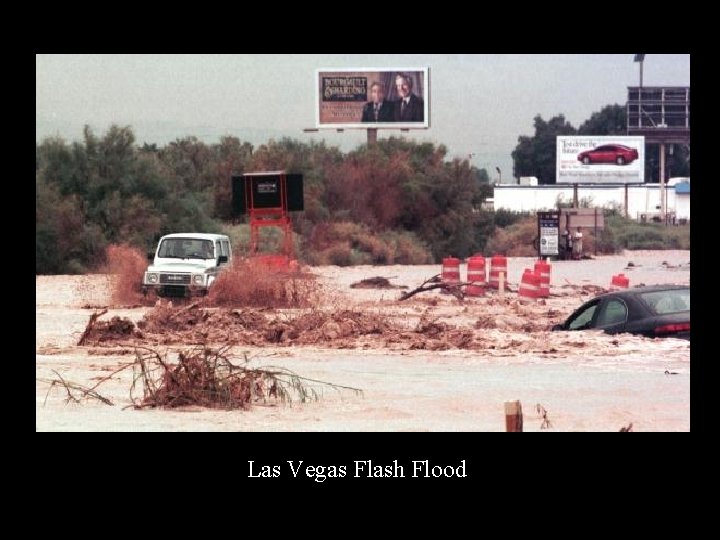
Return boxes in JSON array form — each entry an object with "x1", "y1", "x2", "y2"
[
  {"x1": 441, "y1": 257, "x2": 461, "y2": 286},
  {"x1": 488, "y1": 255, "x2": 508, "y2": 290},
  {"x1": 534, "y1": 259, "x2": 551, "y2": 298},
  {"x1": 466, "y1": 256, "x2": 486, "y2": 297},
  {"x1": 611, "y1": 273, "x2": 630, "y2": 289},
  {"x1": 519, "y1": 269, "x2": 541, "y2": 299}
]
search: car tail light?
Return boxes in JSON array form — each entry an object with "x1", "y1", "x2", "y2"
[{"x1": 654, "y1": 323, "x2": 690, "y2": 334}]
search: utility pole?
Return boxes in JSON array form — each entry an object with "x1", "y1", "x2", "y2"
[
  {"x1": 634, "y1": 54, "x2": 645, "y2": 129},
  {"x1": 635, "y1": 54, "x2": 644, "y2": 88}
]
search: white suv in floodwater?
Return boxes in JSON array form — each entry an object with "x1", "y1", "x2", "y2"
[{"x1": 142, "y1": 233, "x2": 232, "y2": 297}]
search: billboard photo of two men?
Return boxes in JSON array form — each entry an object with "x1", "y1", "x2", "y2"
[{"x1": 316, "y1": 68, "x2": 429, "y2": 128}]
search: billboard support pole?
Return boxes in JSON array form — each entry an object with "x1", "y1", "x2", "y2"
[
  {"x1": 660, "y1": 142, "x2": 666, "y2": 225},
  {"x1": 367, "y1": 128, "x2": 377, "y2": 146},
  {"x1": 624, "y1": 183, "x2": 629, "y2": 218},
  {"x1": 573, "y1": 184, "x2": 579, "y2": 208},
  {"x1": 594, "y1": 208, "x2": 598, "y2": 256}
]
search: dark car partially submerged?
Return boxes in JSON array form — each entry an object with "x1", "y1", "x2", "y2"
[{"x1": 552, "y1": 285, "x2": 690, "y2": 339}]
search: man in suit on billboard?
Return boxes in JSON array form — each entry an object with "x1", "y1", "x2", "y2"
[
  {"x1": 361, "y1": 82, "x2": 395, "y2": 123},
  {"x1": 394, "y1": 73, "x2": 424, "y2": 122}
]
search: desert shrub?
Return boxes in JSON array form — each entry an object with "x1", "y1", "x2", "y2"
[
  {"x1": 222, "y1": 222, "x2": 305, "y2": 261},
  {"x1": 592, "y1": 226, "x2": 618, "y2": 254},
  {"x1": 605, "y1": 215, "x2": 689, "y2": 250},
  {"x1": 302, "y1": 221, "x2": 432, "y2": 265},
  {"x1": 326, "y1": 244, "x2": 354, "y2": 266},
  {"x1": 482, "y1": 213, "x2": 689, "y2": 257},
  {"x1": 221, "y1": 223, "x2": 251, "y2": 255},
  {"x1": 65, "y1": 259, "x2": 88, "y2": 274},
  {"x1": 493, "y1": 209, "x2": 529, "y2": 228},
  {"x1": 665, "y1": 236, "x2": 682, "y2": 249},
  {"x1": 353, "y1": 232, "x2": 393, "y2": 263},
  {"x1": 381, "y1": 230, "x2": 434, "y2": 264},
  {"x1": 621, "y1": 229, "x2": 663, "y2": 249},
  {"x1": 484, "y1": 217, "x2": 537, "y2": 256},
  {"x1": 206, "y1": 260, "x2": 319, "y2": 307}
]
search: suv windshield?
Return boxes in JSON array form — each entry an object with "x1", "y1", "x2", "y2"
[{"x1": 157, "y1": 238, "x2": 215, "y2": 259}]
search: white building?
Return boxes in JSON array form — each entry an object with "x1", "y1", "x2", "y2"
[
  {"x1": 674, "y1": 182, "x2": 690, "y2": 220},
  {"x1": 493, "y1": 181, "x2": 690, "y2": 222}
]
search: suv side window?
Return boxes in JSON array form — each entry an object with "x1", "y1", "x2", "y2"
[{"x1": 221, "y1": 240, "x2": 230, "y2": 258}]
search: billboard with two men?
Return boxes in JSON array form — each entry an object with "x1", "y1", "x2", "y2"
[
  {"x1": 556, "y1": 136, "x2": 645, "y2": 183},
  {"x1": 316, "y1": 68, "x2": 429, "y2": 129}
]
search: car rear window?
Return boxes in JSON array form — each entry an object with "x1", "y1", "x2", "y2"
[{"x1": 639, "y1": 289, "x2": 690, "y2": 314}]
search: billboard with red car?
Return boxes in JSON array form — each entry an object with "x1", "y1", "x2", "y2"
[{"x1": 557, "y1": 136, "x2": 645, "y2": 183}]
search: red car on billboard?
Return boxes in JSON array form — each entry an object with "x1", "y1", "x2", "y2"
[{"x1": 577, "y1": 144, "x2": 639, "y2": 165}]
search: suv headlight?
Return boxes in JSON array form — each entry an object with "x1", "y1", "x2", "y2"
[
  {"x1": 147, "y1": 273, "x2": 159, "y2": 284},
  {"x1": 192, "y1": 274, "x2": 205, "y2": 285}
]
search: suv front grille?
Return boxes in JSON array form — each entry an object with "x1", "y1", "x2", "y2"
[{"x1": 159, "y1": 273, "x2": 191, "y2": 284}]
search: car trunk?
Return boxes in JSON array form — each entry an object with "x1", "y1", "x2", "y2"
[{"x1": 628, "y1": 312, "x2": 690, "y2": 339}]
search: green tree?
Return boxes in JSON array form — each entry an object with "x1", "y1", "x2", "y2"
[
  {"x1": 211, "y1": 136, "x2": 254, "y2": 220},
  {"x1": 577, "y1": 104, "x2": 627, "y2": 135},
  {"x1": 420, "y1": 158, "x2": 482, "y2": 258},
  {"x1": 511, "y1": 104, "x2": 690, "y2": 186},
  {"x1": 249, "y1": 137, "x2": 343, "y2": 231},
  {"x1": 472, "y1": 167, "x2": 492, "y2": 206},
  {"x1": 36, "y1": 125, "x2": 221, "y2": 274},
  {"x1": 36, "y1": 173, "x2": 106, "y2": 273},
  {"x1": 644, "y1": 143, "x2": 690, "y2": 183},
  {"x1": 158, "y1": 136, "x2": 215, "y2": 192},
  {"x1": 668, "y1": 143, "x2": 690, "y2": 178},
  {"x1": 511, "y1": 114, "x2": 576, "y2": 184}
]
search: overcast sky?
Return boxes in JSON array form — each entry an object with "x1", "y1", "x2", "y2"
[{"x1": 36, "y1": 54, "x2": 689, "y2": 181}]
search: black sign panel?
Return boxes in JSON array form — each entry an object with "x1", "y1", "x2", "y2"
[
  {"x1": 537, "y1": 211, "x2": 560, "y2": 257},
  {"x1": 231, "y1": 173, "x2": 304, "y2": 216},
  {"x1": 287, "y1": 174, "x2": 304, "y2": 211},
  {"x1": 231, "y1": 175, "x2": 246, "y2": 215},
  {"x1": 251, "y1": 176, "x2": 281, "y2": 208},
  {"x1": 257, "y1": 182, "x2": 278, "y2": 194}
]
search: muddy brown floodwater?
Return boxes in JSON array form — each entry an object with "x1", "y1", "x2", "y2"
[{"x1": 36, "y1": 250, "x2": 690, "y2": 431}]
